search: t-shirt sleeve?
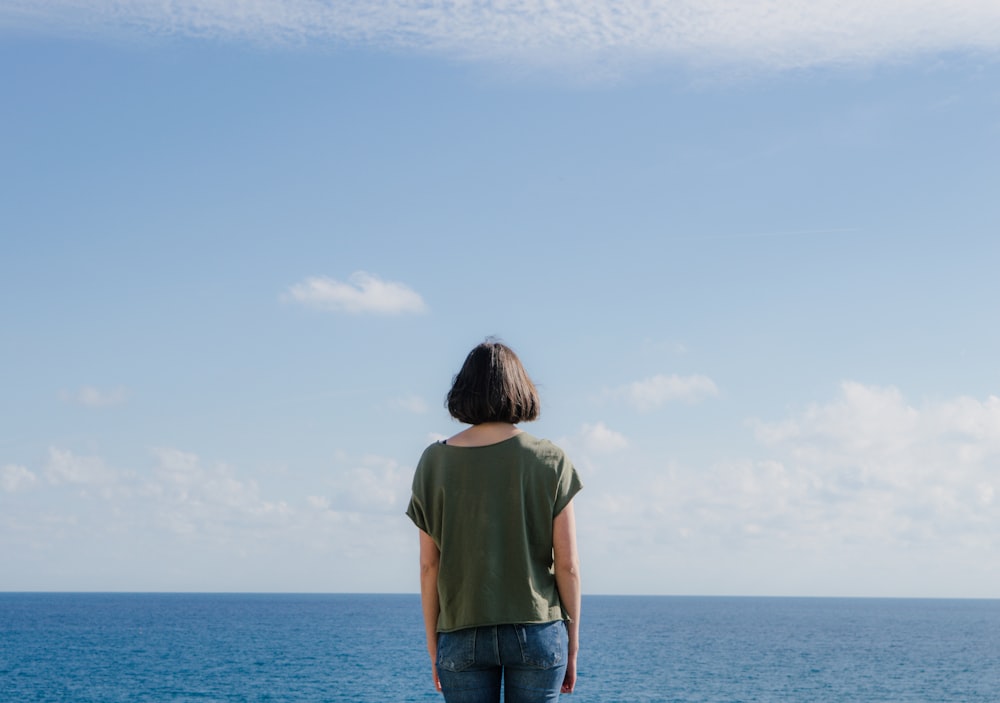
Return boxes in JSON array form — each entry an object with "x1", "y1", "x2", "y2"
[
  {"x1": 553, "y1": 454, "x2": 583, "y2": 517},
  {"x1": 405, "y1": 494, "x2": 429, "y2": 533},
  {"x1": 405, "y1": 447, "x2": 433, "y2": 533}
]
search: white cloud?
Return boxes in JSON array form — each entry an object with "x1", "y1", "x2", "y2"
[
  {"x1": 1, "y1": 445, "x2": 420, "y2": 590},
  {"x1": 573, "y1": 382, "x2": 1000, "y2": 595},
  {"x1": 44, "y1": 447, "x2": 119, "y2": 486},
  {"x1": 579, "y1": 421, "x2": 629, "y2": 453},
  {"x1": 740, "y1": 383, "x2": 1000, "y2": 544},
  {"x1": 324, "y1": 454, "x2": 411, "y2": 513},
  {"x1": 4, "y1": 1, "x2": 1000, "y2": 73},
  {"x1": 389, "y1": 394, "x2": 429, "y2": 415},
  {"x1": 618, "y1": 373, "x2": 719, "y2": 410},
  {"x1": 61, "y1": 385, "x2": 129, "y2": 408},
  {"x1": 150, "y1": 447, "x2": 291, "y2": 537},
  {"x1": 306, "y1": 495, "x2": 330, "y2": 511},
  {"x1": 754, "y1": 381, "x2": 1000, "y2": 467},
  {"x1": 551, "y1": 423, "x2": 629, "y2": 480},
  {"x1": 2, "y1": 464, "x2": 37, "y2": 493},
  {"x1": 284, "y1": 271, "x2": 427, "y2": 315}
]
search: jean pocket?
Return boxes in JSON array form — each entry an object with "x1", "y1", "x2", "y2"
[
  {"x1": 437, "y1": 628, "x2": 477, "y2": 672},
  {"x1": 516, "y1": 621, "x2": 567, "y2": 669}
]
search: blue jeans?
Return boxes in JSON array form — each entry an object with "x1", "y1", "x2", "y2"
[{"x1": 436, "y1": 621, "x2": 568, "y2": 703}]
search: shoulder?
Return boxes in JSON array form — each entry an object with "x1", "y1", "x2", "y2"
[
  {"x1": 515, "y1": 433, "x2": 571, "y2": 466},
  {"x1": 413, "y1": 440, "x2": 448, "y2": 477},
  {"x1": 416, "y1": 440, "x2": 449, "y2": 466},
  {"x1": 419, "y1": 439, "x2": 447, "y2": 458}
]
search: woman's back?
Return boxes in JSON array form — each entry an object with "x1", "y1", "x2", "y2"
[{"x1": 407, "y1": 432, "x2": 582, "y2": 632}]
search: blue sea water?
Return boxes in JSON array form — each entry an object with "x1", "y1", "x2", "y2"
[{"x1": 1, "y1": 594, "x2": 998, "y2": 702}]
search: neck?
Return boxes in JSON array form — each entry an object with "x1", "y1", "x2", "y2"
[{"x1": 447, "y1": 422, "x2": 522, "y2": 447}]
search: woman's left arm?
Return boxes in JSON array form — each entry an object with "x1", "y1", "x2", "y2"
[
  {"x1": 418, "y1": 529, "x2": 442, "y2": 692},
  {"x1": 553, "y1": 500, "x2": 581, "y2": 693}
]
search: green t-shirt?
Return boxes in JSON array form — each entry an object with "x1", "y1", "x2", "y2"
[{"x1": 406, "y1": 432, "x2": 583, "y2": 633}]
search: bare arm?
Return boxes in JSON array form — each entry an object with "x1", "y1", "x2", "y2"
[
  {"x1": 553, "y1": 500, "x2": 581, "y2": 693},
  {"x1": 418, "y1": 529, "x2": 442, "y2": 692}
]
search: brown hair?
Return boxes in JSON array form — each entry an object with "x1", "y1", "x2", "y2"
[{"x1": 446, "y1": 339, "x2": 540, "y2": 425}]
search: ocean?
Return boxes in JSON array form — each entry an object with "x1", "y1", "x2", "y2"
[{"x1": 1, "y1": 593, "x2": 997, "y2": 702}]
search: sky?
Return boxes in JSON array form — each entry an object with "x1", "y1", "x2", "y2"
[{"x1": 2, "y1": 1, "x2": 1000, "y2": 598}]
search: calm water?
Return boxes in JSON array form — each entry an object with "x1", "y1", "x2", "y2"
[{"x1": 2, "y1": 593, "x2": 998, "y2": 702}]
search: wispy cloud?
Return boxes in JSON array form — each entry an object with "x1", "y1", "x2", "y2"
[
  {"x1": 320, "y1": 454, "x2": 411, "y2": 514},
  {"x1": 743, "y1": 383, "x2": 1000, "y2": 542},
  {"x1": 284, "y1": 271, "x2": 427, "y2": 315},
  {"x1": 150, "y1": 447, "x2": 291, "y2": 537},
  {"x1": 576, "y1": 382, "x2": 1000, "y2": 595},
  {"x1": 45, "y1": 447, "x2": 119, "y2": 486},
  {"x1": 603, "y1": 382, "x2": 1000, "y2": 549},
  {"x1": 553, "y1": 422, "x2": 629, "y2": 478},
  {"x1": 61, "y1": 385, "x2": 129, "y2": 408},
  {"x1": 579, "y1": 421, "x2": 629, "y2": 453},
  {"x1": 2, "y1": 464, "x2": 37, "y2": 493},
  {"x1": 0, "y1": 445, "x2": 415, "y2": 590},
  {"x1": 389, "y1": 394, "x2": 429, "y2": 415},
  {"x1": 616, "y1": 373, "x2": 719, "y2": 411},
  {"x1": 3, "y1": 1, "x2": 1000, "y2": 73}
]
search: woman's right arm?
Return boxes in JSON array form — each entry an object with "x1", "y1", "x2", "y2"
[{"x1": 553, "y1": 500, "x2": 581, "y2": 694}]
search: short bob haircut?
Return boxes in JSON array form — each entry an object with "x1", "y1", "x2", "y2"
[{"x1": 446, "y1": 340, "x2": 540, "y2": 425}]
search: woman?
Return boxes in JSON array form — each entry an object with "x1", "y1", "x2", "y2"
[{"x1": 407, "y1": 340, "x2": 583, "y2": 702}]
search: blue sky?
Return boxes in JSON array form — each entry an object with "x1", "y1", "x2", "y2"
[{"x1": 2, "y1": 1, "x2": 1000, "y2": 597}]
